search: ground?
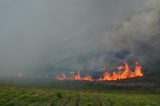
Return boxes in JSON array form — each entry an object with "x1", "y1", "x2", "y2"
[
  {"x1": 0, "y1": 74, "x2": 159, "y2": 106},
  {"x1": 0, "y1": 84, "x2": 159, "y2": 106}
]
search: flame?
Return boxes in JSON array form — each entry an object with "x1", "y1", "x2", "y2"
[
  {"x1": 99, "y1": 62, "x2": 143, "y2": 81},
  {"x1": 69, "y1": 71, "x2": 92, "y2": 81},
  {"x1": 55, "y1": 71, "x2": 92, "y2": 81},
  {"x1": 55, "y1": 61, "x2": 143, "y2": 81}
]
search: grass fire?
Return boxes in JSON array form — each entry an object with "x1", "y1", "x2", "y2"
[
  {"x1": 55, "y1": 61, "x2": 143, "y2": 81},
  {"x1": 0, "y1": 0, "x2": 160, "y2": 105}
]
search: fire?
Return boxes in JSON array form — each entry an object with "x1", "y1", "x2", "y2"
[
  {"x1": 55, "y1": 61, "x2": 143, "y2": 81},
  {"x1": 70, "y1": 71, "x2": 92, "y2": 81},
  {"x1": 99, "y1": 62, "x2": 143, "y2": 81},
  {"x1": 55, "y1": 71, "x2": 92, "y2": 81}
]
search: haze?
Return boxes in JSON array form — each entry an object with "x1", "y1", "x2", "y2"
[{"x1": 0, "y1": 0, "x2": 159, "y2": 77}]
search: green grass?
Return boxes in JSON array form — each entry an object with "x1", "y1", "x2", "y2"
[{"x1": 0, "y1": 85, "x2": 159, "y2": 106}]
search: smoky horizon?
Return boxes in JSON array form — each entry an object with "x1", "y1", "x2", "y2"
[{"x1": 0, "y1": 0, "x2": 160, "y2": 78}]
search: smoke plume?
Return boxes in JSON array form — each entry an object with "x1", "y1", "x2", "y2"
[{"x1": 0, "y1": 0, "x2": 159, "y2": 77}]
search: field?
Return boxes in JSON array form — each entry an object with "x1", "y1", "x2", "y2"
[
  {"x1": 0, "y1": 74, "x2": 160, "y2": 106},
  {"x1": 0, "y1": 86, "x2": 160, "y2": 106},
  {"x1": 0, "y1": 84, "x2": 159, "y2": 106}
]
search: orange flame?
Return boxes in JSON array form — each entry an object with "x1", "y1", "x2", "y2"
[
  {"x1": 55, "y1": 61, "x2": 143, "y2": 81},
  {"x1": 69, "y1": 71, "x2": 92, "y2": 81},
  {"x1": 99, "y1": 62, "x2": 143, "y2": 81}
]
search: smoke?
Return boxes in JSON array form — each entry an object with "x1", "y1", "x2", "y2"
[
  {"x1": 0, "y1": 0, "x2": 159, "y2": 77},
  {"x1": 57, "y1": 0, "x2": 160, "y2": 72},
  {"x1": 109, "y1": 0, "x2": 160, "y2": 71}
]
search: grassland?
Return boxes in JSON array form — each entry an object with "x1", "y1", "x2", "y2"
[
  {"x1": 0, "y1": 74, "x2": 160, "y2": 106},
  {"x1": 0, "y1": 84, "x2": 159, "y2": 106}
]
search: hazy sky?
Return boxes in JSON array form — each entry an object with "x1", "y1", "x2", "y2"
[{"x1": 0, "y1": 0, "x2": 159, "y2": 76}]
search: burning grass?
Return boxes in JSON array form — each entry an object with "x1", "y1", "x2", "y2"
[
  {"x1": 0, "y1": 61, "x2": 159, "y2": 105},
  {"x1": 0, "y1": 73, "x2": 159, "y2": 106},
  {"x1": 55, "y1": 61, "x2": 143, "y2": 81}
]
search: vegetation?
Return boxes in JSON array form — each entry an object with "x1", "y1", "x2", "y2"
[
  {"x1": 0, "y1": 74, "x2": 159, "y2": 106},
  {"x1": 0, "y1": 84, "x2": 159, "y2": 106}
]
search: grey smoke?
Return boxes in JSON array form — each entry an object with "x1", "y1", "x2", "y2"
[
  {"x1": 109, "y1": 0, "x2": 160, "y2": 71},
  {"x1": 0, "y1": 0, "x2": 159, "y2": 77}
]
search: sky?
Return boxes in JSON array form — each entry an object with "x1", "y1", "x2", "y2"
[{"x1": 0, "y1": 0, "x2": 159, "y2": 77}]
